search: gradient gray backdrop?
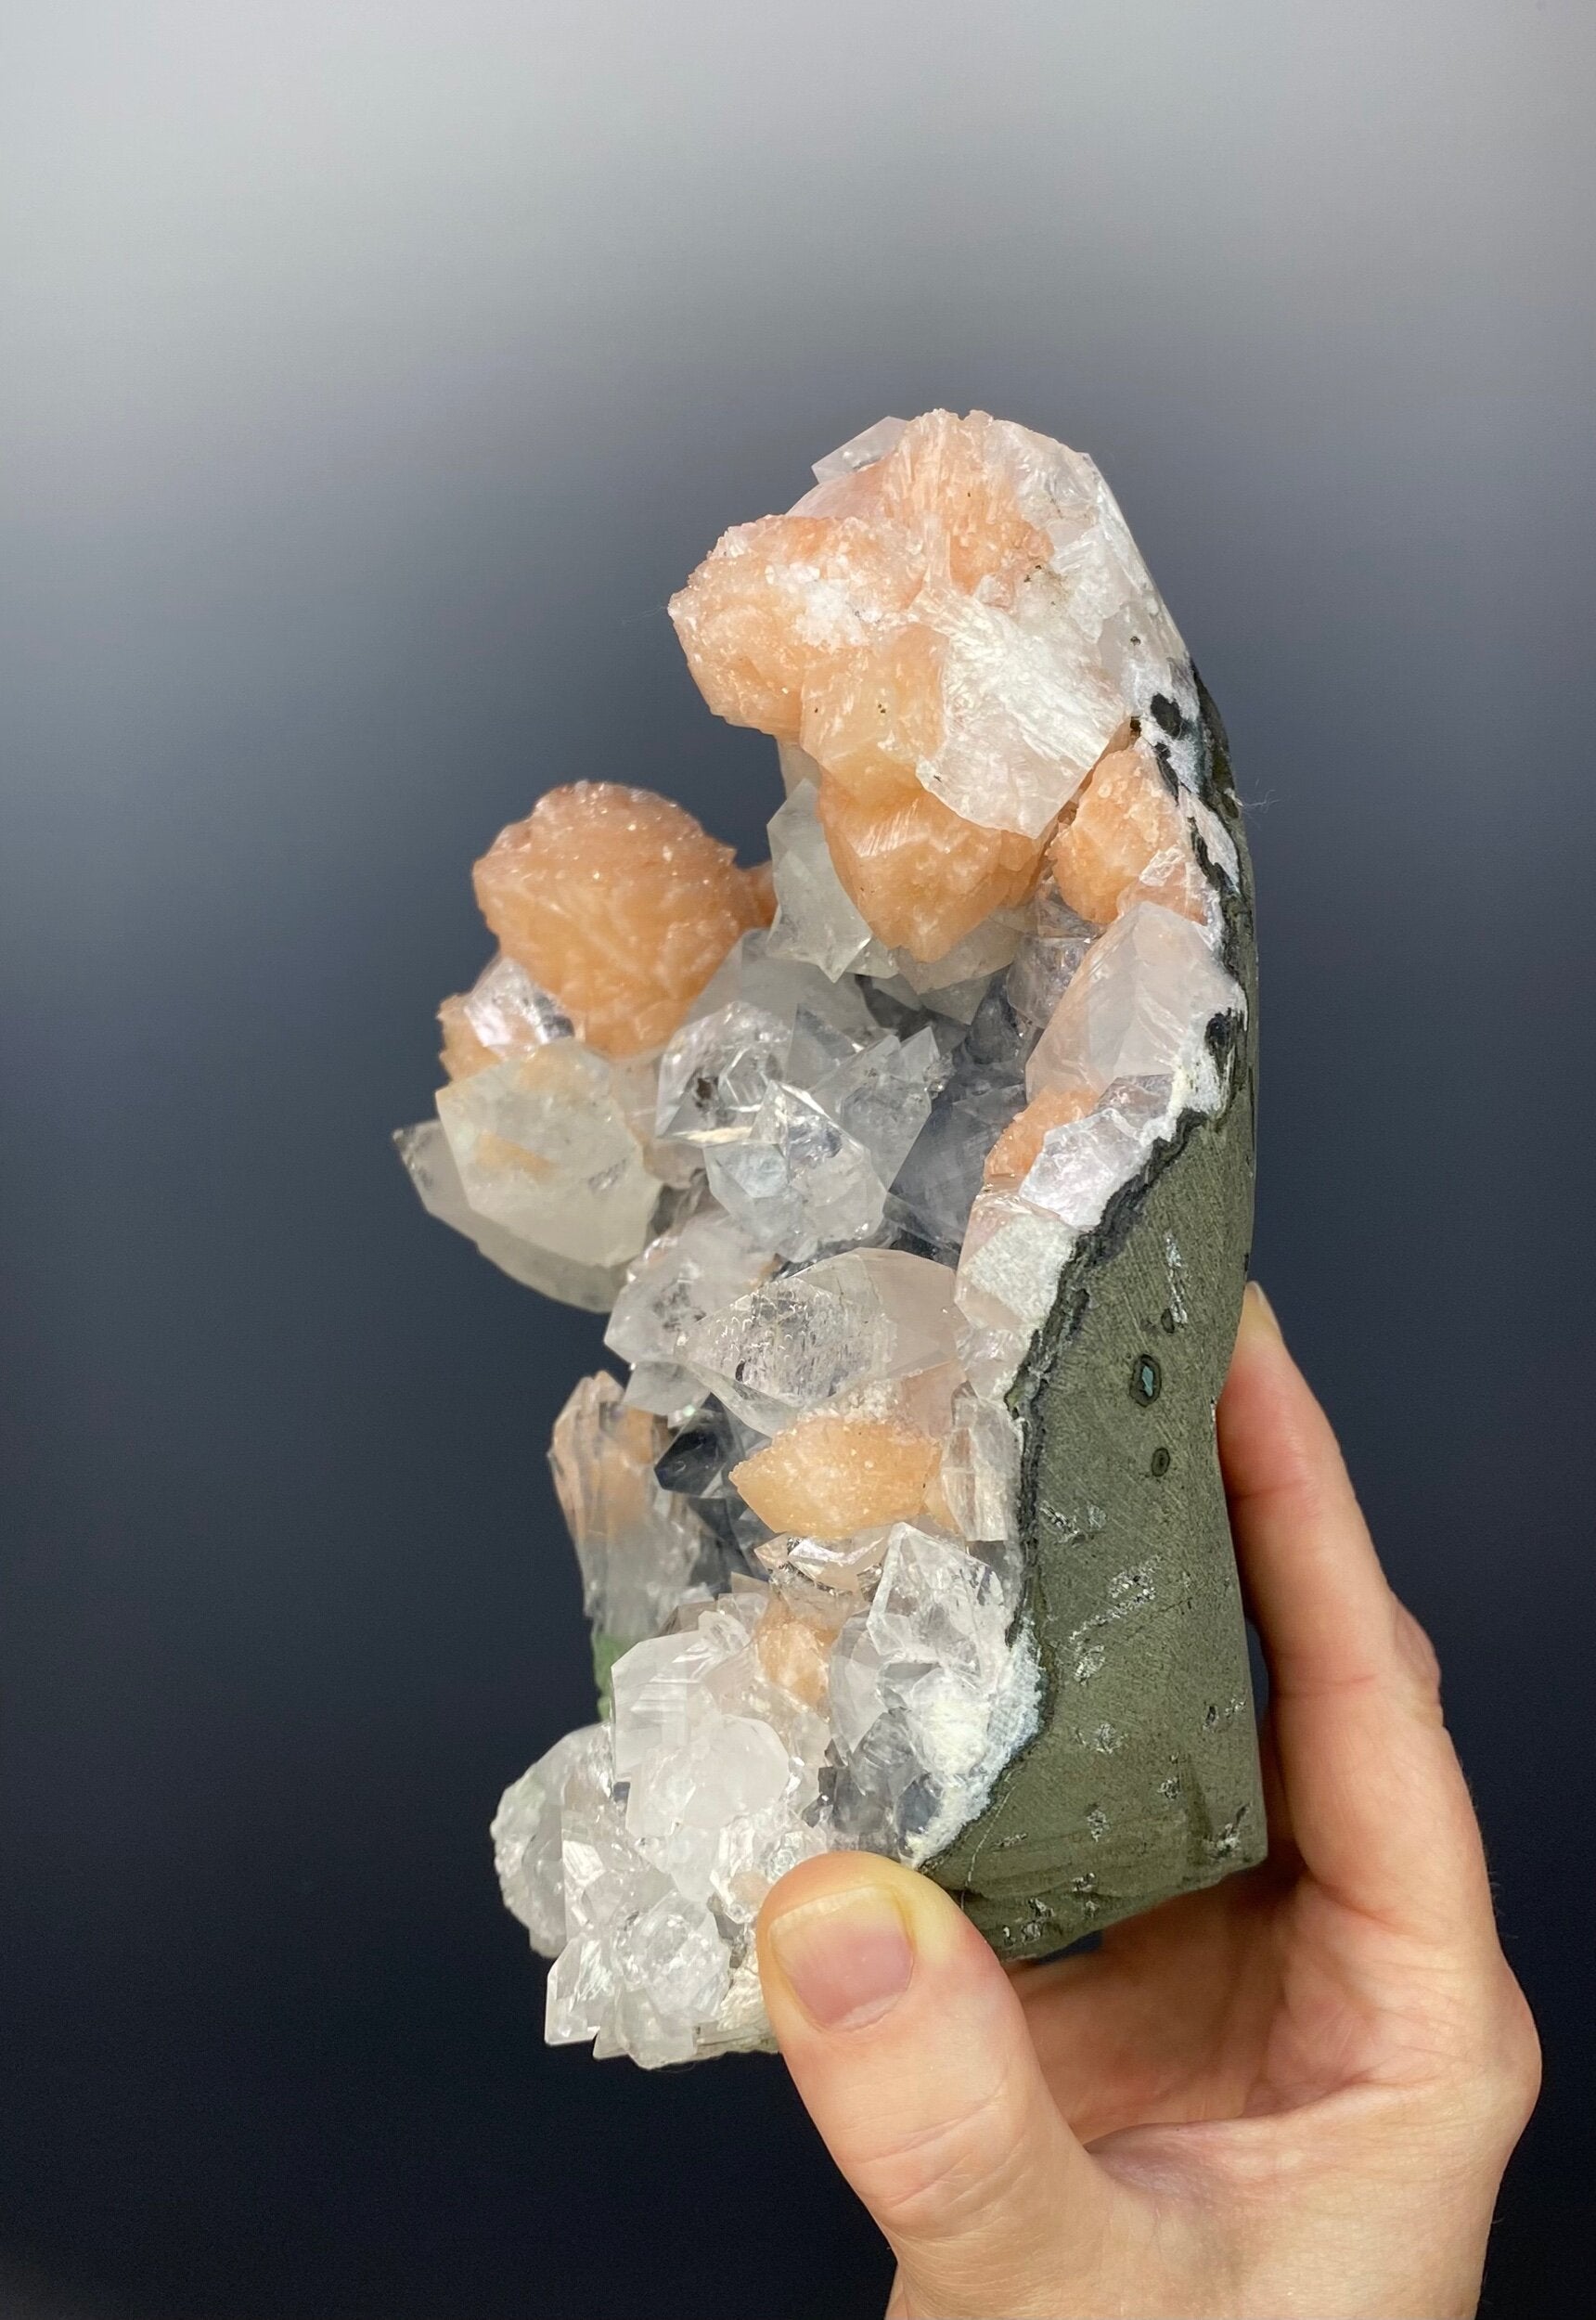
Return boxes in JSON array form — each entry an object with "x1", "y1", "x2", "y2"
[{"x1": 3, "y1": 5, "x2": 1592, "y2": 2314}]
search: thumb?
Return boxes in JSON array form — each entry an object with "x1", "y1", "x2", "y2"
[{"x1": 757, "y1": 1854, "x2": 1112, "y2": 2319}]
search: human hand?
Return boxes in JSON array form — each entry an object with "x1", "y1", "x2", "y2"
[{"x1": 755, "y1": 1284, "x2": 1539, "y2": 2319}]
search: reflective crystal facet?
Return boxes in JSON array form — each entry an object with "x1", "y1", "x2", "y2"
[
  {"x1": 394, "y1": 1118, "x2": 631, "y2": 1311},
  {"x1": 436, "y1": 1046, "x2": 663, "y2": 1271},
  {"x1": 550, "y1": 1373, "x2": 708, "y2": 1649},
  {"x1": 829, "y1": 1526, "x2": 1041, "y2": 1861},
  {"x1": 687, "y1": 1248, "x2": 960, "y2": 1433},
  {"x1": 491, "y1": 1724, "x2": 609, "y2": 1956},
  {"x1": 766, "y1": 779, "x2": 895, "y2": 980},
  {"x1": 604, "y1": 1206, "x2": 775, "y2": 1413},
  {"x1": 1026, "y1": 902, "x2": 1242, "y2": 1108}
]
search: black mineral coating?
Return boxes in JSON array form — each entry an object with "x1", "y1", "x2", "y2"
[
  {"x1": 654, "y1": 1398, "x2": 751, "y2": 1497},
  {"x1": 925, "y1": 675, "x2": 1268, "y2": 1956}
]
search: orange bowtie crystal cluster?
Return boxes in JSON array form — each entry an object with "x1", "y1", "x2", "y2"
[{"x1": 396, "y1": 411, "x2": 1246, "y2": 2067}]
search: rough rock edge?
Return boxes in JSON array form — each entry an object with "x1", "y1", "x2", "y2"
[{"x1": 925, "y1": 675, "x2": 1268, "y2": 1954}]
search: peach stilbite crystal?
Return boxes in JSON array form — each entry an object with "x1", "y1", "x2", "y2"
[
  {"x1": 753, "y1": 1588, "x2": 849, "y2": 1710},
  {"x1": 817, "y1": 765, "x2": 1046, "y2": 960},
  {"x1": 668, "y1": 407, "x2": 1186, "y2": 960},
  {"x1": 798, "y1": 625, "x2": 946, "y2": 793},
  {"x1": 731, "y1": 1411, "x2": 940, "y2": 1540},
  {"x1": 550, "y1": 1372, "x2": 664, "y2": 1558},
  {"x1": 473, "y1": 783, "x2": 771, "y2": 1057},
  {"x1": 667, "y1": 515, "x2": 920, "y2": 736},
  {"x1": 438, "y1": 995, "x2": 498, "y2": 1081},
  {"x1": 1049, "y1": 736, "x2": 1207, "y2": 927},
  {"x1": 983, "y1": 1083, "x2": 1100, "y2": 1187},
  {"x1": 873, "y1": 406, "x2": 1052, "y2": 597}
]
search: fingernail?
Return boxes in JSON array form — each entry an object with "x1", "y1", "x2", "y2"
[
  {"x1": 766, "y1": 1886, "x2": 915, "y2": 2030},
  {"x1": 1244, "y1": 1279, "x2": 1281, "y2": 1336}
]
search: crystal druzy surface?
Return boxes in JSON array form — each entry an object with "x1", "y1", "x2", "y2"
[{"x1": 398, "y1": 411, "x2": 1265, "y2": 2068}]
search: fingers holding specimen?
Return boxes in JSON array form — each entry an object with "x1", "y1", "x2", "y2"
[
  {"x1": 758, "y1": 1853, "x2": 1116, "y2": 2317},
  {"x1": 1218, "y1": 1286, "x2": 1498, "y2": 1949}
]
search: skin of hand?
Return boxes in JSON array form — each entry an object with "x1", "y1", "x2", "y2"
[{"x1": 755, "y1": 1285, "x2": 1540, "y2": 2320}]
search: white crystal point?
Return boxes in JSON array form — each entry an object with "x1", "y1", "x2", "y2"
[
  {"x1": 829, "y1": 1525, "x2": 1041, "y2": 1862},
  {"x1": 1026, "y1": 901, "x2": 1243, "y2": 1106},
  {"x1": 761, "y1": 1526, "x2": 894, "y2": 1592},
  {"x1": 393, "y1": 1119, "x2": 628, "y2": 1310},
  {"x1": 689, "y1": 928, "x2": 876, "y2": 1044},
  {"x1": 954, "y1": 1185, "x2": 1077, "y2": 1393},
  {"x1": 436, "y1": 1044, "x2": 663, "y2": 1270},
  {"x1": 609, "y1": 1893, "x2": 730, "y2": 2048},
  {"x1": 659, "y1": 997, "x2": 946, "y2": 1263},
  {"x1": 766, "y1": 779, "x2": 895, "y2": 981},
  {"x1": 546, "y1": 1932, "x2": 618, "y2": 2046},
  {"x1": 463, "y1": 953, "x2": 572, "y2": 1056},
  {"x1": 545, "y1": 1723, "x2": 677, "y2": 2050},
  {"x1": 549, "y1": 1373, "x2": 707, "y2": 1647},
  {"x1": 1006, "y1": 886, "x2": 1100, "y2": 1039},
  {"x1": 579, "y1": 1595, "x2": 831, "y2": 2059},
  {"x1": 674, "y1": 1710, "x2": 791, "y2": 1832},
  {"x1": 492, "y1": 1724, "x2": 608, "y2": 1956},
  {"x1": 686, "y1": 1246, "x2": 959, "y2": 1433},
  {"x1": 704, "y1": 1083, "x2": 888, "y2": 1261},
  {"x1": 609, "y1": 1050, "x2": 704, "y2": 1192},
  {"x1": 812, "y1": 415, "x2": 908, "y2": 483},
  {"x1": 654, "y1": 1002, "x2": 789, "y2": 1145},
  {"x1": 919, "y1": 579, "x2": 1121, "y2": 840},
  {"x1": 1019, "y1": 1076, "x2": 1178, "y2": 1232},
  {"x1": 937, "y1": 1387, "x2": 1022, "y2": 1545},
  {"x1": 603, "y1": 1207, "x2": 774, "y2": 1411},
  {"x1": 611, "y1": 1621, "x2": 748, "y2": 1781},
  {"x1": 808, "y1": 1024, "x2": 943, "y2": 1190}
]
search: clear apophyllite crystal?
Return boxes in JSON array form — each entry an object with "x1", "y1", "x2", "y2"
[
  {"x1": 766, "y1": 779, "x2": 895, "y2": 981},
  {"x1": 602, "y1": 1206, "x2": 775, "y2": 1417},
  {"x1": 397, "y1": 409, "x2": 1248, "y2": 2064},
  {"x1": 549, "y1": 1373, "x2": 709, "y2": 1654}
]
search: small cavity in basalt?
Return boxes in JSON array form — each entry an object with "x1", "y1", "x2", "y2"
[{"x1": 400, "y1": 409, "x2": 1262, "y2": 2068}]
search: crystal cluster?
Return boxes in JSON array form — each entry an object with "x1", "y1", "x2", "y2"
[{"x1": 400, "y1": 411, "x2": 1246, "y2": 2065}]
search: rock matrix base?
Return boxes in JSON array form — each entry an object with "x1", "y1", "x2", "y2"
[{"x1": 397, "y1": 411, "x2": 1266, "y2": 2067}]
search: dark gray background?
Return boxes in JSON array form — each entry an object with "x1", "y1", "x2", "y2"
[{"x1": 3, "y1": 4, "x2": 1592, "y2": 2314}]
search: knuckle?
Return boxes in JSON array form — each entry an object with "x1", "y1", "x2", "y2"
[
  {"x1": 1481, "y1": 1978, "x2": 1542, "y2": 2136},
  {"x1": 853, "y1": 2069, "x2": 1030, "y2": 2241},
  {"x1": 1391, "y1": 1600, "x2": 1445, "y2": 1717},
  {"x1": 1442, "y1": 1972, "x2": 1542, "y2": 2143}
]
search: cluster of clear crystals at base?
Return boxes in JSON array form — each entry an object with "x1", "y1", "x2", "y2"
[{"x1": 401, "y1": 411, "x2": 1244, "y2": 2065}]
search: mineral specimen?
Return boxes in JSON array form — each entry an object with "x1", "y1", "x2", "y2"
[
  {"x1": 398, "y1": 408, "x2": 1265, "y2": 2069},
  {"x1": 474, "y1": 783, "x2": 772, "y2": 1056}
]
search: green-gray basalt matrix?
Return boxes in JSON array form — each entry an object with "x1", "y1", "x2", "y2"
[{"x1": 928, "y1": 687, "x2": 1266, "y2": 1952}]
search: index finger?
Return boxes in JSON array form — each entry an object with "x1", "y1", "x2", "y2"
[{"x1": 1218, "y1": 1284, "x2": 1497, "y2": 1952}]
